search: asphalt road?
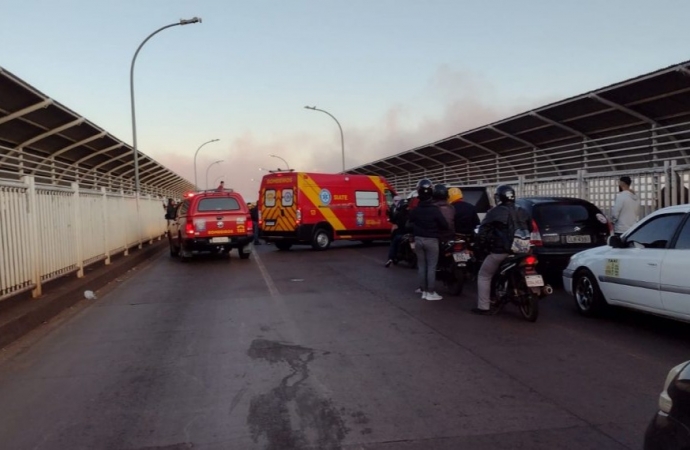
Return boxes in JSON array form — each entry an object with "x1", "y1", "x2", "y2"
[{"x1": 0, "y1": 241, "x2": 688, "y2": 450}]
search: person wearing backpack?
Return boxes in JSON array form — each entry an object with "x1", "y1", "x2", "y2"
[{"x1": 473, "y1": 185, "x2": 531, "y2": 315}]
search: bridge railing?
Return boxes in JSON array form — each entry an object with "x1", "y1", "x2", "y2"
[{"x1": 0, "y1": 175, "x2": 167, "y2": 301}]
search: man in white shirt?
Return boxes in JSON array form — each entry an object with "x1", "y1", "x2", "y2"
[{"x1": 611, "y1": 176, "x2": 639, "y2": 236}]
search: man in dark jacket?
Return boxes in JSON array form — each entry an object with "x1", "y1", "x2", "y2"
[
  {"x1": 385, "y1": 195, "x2": 407, "y2": 267},
  {"x1": 473, "y1": 185, "x2": 531, "y2": 315},
  {"x1": 448, "y1": 187, "x2": 480, "y2": 235},
  {"x1": 249, "y1": 203, "x2": 261, "y2": 245},
  {"x1": 408, "y1": 180, "x2": 449, "y2": 301}
]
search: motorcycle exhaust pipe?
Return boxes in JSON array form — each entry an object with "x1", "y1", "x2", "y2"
[{"x1": 542, "y1": 285, "x2": 554, "y2": 296}]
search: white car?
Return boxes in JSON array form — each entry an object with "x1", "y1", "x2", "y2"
[{"x1": 563, "y1": 204, "x2": 690, "y2": 322}]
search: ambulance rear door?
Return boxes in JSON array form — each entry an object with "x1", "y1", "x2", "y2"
[{"x1": 260, "y1": 174, "x2": 298, "y2": 234}]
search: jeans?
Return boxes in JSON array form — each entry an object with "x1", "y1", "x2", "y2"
[
  {"x1": 477, "y1": 253, "x2": 508, "y2": 310},
  {"x1": 252, "y1": 221, "x2": 260, "y2": 243},
  {"x1": 414, "y1": 236, "x2": 439, "y2": 292},
  {"x1": 387, "y1": 233, "x2": 403, "y2": 260}
]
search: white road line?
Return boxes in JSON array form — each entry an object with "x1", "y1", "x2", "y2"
[{"x1": 252, "y1": 251, "x2": 280, "y2": 298}]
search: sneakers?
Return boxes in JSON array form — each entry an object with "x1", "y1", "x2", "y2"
[
  {"x1": 414, "y1": 288, "x2": 423, "y2": 294},
  {"x1": 425, "y1": 292, "x2": 443, "y2": 301},
  {"x1": 385, "y1": 259, "x2": 393, "y2": 268},
  {"x1": 471, "y1": 307, "x2": 491, "y2": 315}
]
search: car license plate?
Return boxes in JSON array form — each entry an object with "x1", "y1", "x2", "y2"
[
  {"x1": 566, "y1": 235, "x2": 591, "y2": 244},
  {"x1": 265, "y1": 220, "x2": 276, "y2": 226},
  {"x1": 453, "y1": 252, "x2": 471, "y2": 262},
  {"x1": 410, "y1": 242, "x2": 415, "y2": 250},
  {"x1": 210, "y1": 237, "x2": 229, "y2": 244},
  {"x1": 525, "y1": 274, "x2": 544, "y2": 287}
]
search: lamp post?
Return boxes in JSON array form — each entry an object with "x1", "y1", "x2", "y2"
[
  {"x1": 193, "y1": 138, "x2": 220, "y2": 189},
  {"x1": 269, "y1": 154, "x2": 290, "y2": 170},
  {"x1": 130, "y1": 17, "x2": 202, "y2": 193},
  {"x1": 206, "y1": 160, "x2": 224, "y2": 189},
  {"x1": 213, "y1": 174, "x2": 226, "y2": 185},
  {"x1": 304, "y1": 105, "x2": 344, "y2": 172}
]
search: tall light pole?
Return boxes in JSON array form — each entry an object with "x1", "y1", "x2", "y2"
[
  {"x1": 206, "y1": 160, "x2": 224, "y2": 189},
  {"x1": 304, "y1": 105, "x2": 345, "y2": 172},
  {"x1": 130, "y1": 17, "x2": 202, "y2": 193},
  {"x1": 194, "y1": 138, "x2": 220, "y2": 189},
  {"x1": 269, "y1": 154, "x2": 290, "y2": 170}
]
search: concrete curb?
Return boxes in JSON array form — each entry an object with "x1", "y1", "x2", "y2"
[{"x1": 0, "y1": 240, "x2": 166, "y2": 349}]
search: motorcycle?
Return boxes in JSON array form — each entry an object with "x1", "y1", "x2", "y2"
[
  {"x1": 437, "y1": 234, "x2": 475, "y2": 295},
  {"x1": 490, "y1": 253, "x2": 553, "y2": 322},
  {"x1": 395, "y1": 233, "x2": 417, "y2": 269}
]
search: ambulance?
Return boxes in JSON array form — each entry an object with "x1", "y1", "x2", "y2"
[{"x1": 258, "y1": 171, "x2": 396, "y2": 250}]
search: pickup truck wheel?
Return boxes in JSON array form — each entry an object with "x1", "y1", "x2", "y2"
[
  {"x1": 168, "y1": 233, "x2": 179, "y2": 257},
  {"x1": 311, "y1": 228, "x2": 332, "y2": 250},
  {"x1": 238, "y1": 246, "x2": 251, "y2": 260},
  {"x1": 178, "y1": 234, "x2": 191, "y2": 262}
]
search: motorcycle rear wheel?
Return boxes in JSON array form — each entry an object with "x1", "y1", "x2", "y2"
[
  {"x1": 446, "y1": 267, "x2": 466, "y2": 296},
  {"x1": 519, "y1": 294, "x2": 539, "y2": 322}
]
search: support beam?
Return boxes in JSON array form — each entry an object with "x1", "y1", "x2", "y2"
[
  {"x1": 30, "y1": 132, "x2": 108, "y2": 175},
  {"x1": 456, "y1": 136, "x2": 499, "y2": 156},
  {"x1": 18, "y1": 118, "x2": 85, "y2": 148},
  {"x1": 428, "y1": 144, "x2": 492, "y2": 179},
  {"x1": 0, "y1": 99, "x2": 53, "y2": 126},
  {"x1": 489, "y1": 126, "x2": 563, "y2": 176}
]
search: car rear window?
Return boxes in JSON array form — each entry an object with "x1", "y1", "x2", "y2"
[
  {"x1": 197, "y1": 197, "x2": 241, "y2": 212},
  {"x1": 460, "y1": 189, "x2": 491, "y2": 213},
  {"x1": 533, "y1": 204, "x2": 595, "y2": 227}
]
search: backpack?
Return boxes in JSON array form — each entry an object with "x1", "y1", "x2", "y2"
[{"x1": 505, "y1": 205, "x2": 531, "y2": 254}]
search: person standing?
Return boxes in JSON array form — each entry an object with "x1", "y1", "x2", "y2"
[
  {"x1": 611, "y1": 176, "x2": 639, "y2": 236},
  {"x1": 473, "y1": 185, "x2": 531, "y2": 315},
  {"x1": 385, "y1": 195, "x2": 407, "y2": 267},
  {"x1": 432, "y1": 184, "x2": 455, "y2": 243},
  {"x1": 408, "y1": 180, "x2": 449, "y2": 301},
  {"x1": 216, "y1": 181, "x2": 225, "y2": 192},
  {"x1": 248, "y1": 203, "x2": 261, "y2": 245}
]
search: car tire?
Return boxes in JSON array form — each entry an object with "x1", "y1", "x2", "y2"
[
  {"x1": 178, "y1": 234, "x2": 191, "y2": 263},
  {"x1": 275, "y1": 241, "x2": 292, "y2": 251},
  {"x1": 311, "y1": 228, "x2": 332, "y2": 251},
  {"x1": 238, "y1": 246, "x2": 250, "y2": 260},
  {"x1": 574, "y1": 270, "x2": 606, "y2": 316}
]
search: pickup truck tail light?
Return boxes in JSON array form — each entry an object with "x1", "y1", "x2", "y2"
[
  {"x1": 246, "y1": 215, "x2": 254, "y2": 234},
  {"x1": 185, "y1": 222, "x2": 195, "y2": 235}
]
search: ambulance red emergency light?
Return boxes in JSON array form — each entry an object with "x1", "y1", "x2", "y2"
[{"x1": 258, "y1": 171, "x2": 396, "y2": 250}]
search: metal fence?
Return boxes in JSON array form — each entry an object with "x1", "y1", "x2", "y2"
[
  {"x1": 0, "y1": 175, "x2": 167, "y2": 301},
  {"x1": 382, "y1": 119, "x2": 690, "y2": 217}
]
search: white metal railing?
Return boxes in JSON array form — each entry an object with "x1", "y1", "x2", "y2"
[{"x1": 0, "y1": 175, "x2": 167, "y2": 301}]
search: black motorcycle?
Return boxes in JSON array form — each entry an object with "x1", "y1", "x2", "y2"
[
  {"x1": 437, "y1": 235, "x2": 475, "y2": 295},
  {"x1": 490, "y1": 253, "x2": 553, "y2": 322}
]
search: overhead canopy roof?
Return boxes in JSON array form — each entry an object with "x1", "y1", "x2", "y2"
[
  {"x1": 0, "y1": 66, "x2": 194, "y2": 196},
  {"x1": 348, "y1": 60, "x2": 690, "y2": 186}
]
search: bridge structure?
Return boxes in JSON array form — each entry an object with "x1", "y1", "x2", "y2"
[{"x1": 1, "y1": 61, "x2": 690, "y2": 303}]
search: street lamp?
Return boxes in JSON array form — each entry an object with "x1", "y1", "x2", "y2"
[
  {"x1": 206, "y1": 160, "x2": 224, "y2": 189},
  {"x1": 194, "y1": 138, "x2": 220, "y2": 189},
  {"x1": 130, "y1": 17, "x2": 202, "y2": 193},
  {"x1": 304, "y1": 105, "x2": 345, "y2": 172},
  {"x1": 269, "y1": 154, "x2": 290, "y2": 170},
  {"x1": 213, "y1": 174, "x2": 226, "y2": 185}
]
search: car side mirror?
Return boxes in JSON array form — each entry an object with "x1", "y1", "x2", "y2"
[{"x1": 608, "y1": 235, "x2": 623, "y2": 248}]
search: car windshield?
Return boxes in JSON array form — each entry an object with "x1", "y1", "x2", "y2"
[
  {"x1": 197, "y1": 197, "x2": 240, "y2": 212},
  {"x1": 534, "y1": 204, "x2": 592, "y2": 227}
]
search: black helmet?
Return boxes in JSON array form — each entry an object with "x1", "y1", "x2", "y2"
[
  {"x1": 416, "y1": 178, "x2": 432, "y2": 189},
  {"x1": 417, "y1": 179, "x2": 433, "y2": 201},
  {"x1": 494, "y1": 185, "x2": 516, "y2": 204},
  {"x1": 432, "y1": 183, "x2": 448, "y2": 200}
]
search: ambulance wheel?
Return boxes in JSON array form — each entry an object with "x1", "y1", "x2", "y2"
[
  {"x1": 276, "y1": 242, "x2": 292, "y2": 251},
  {"x1": 312, "y1": 228, "x2": 332, "y2": 250}
]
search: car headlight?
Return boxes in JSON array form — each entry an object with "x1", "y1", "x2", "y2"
[{"x1": 659, "y1": 361, "x2": 689, "y2": 413}]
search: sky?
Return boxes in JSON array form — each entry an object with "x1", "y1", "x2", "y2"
[{"x1": 2, "y1": 0, "x2": 690, "y2": 201}]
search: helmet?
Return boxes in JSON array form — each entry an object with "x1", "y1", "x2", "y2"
[
  {"x1": 432, "y1": 184, "x2": 448, "y2": 200},
  {"x1": 494, "y1": 185, "x2": 516, "y2": 204},
  {"x1": 415, "y1": 178, "x2": 432, "y2": 189},
  {"x1": 417, "y1": 179, "x2": 433, "y2": 201},
  {"x1": 448, "y1": 187, "x2": 463, "y2": 203}
]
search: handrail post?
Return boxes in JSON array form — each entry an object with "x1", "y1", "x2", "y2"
[{"x1": 23, "y1": 175, "x2": 42, "y2": 297}]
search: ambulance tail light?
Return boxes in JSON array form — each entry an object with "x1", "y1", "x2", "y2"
[
  {"x1": 296, "y1": 208, "x2": 302, "y2": 225},
  {"x1": 530, "y1": 219, "x2": 543, "y2": 247},
  {"x1": 185, "y1": 222, "x2": 195, "y2": 236},
  {"x1": 258, "y1": 209, "x2": 263, "y2": 226}
]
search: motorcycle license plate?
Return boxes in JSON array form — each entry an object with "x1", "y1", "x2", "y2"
[
  {"x1": 525, "y1": 274, "x2": 544, "y2": 287},
  {"x1": 453, "y1": 252, "x2": 471, "y2": 262},
  {"x1": 410, "y1": 242, "x2": 415, "y2": 250}
]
